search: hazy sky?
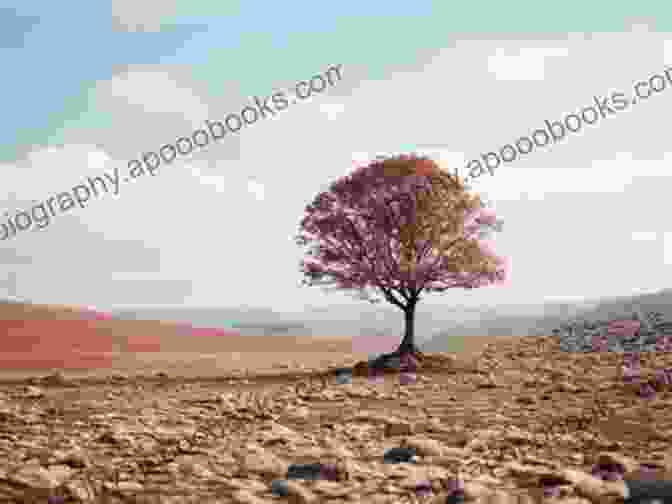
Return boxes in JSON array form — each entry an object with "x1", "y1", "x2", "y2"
[{"x1": 1, "y1": 2, "x2": 671, "y2": 312}]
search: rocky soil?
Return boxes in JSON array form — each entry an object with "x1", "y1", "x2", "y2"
[{"x1": 1, "y1": 335, "x2": 671, "y2": 503}]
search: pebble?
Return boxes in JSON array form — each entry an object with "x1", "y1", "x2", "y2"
[
  {"x1": 271, "y1": 479, "x2": 290, "y2": 497},
  {"x1": 335, "y1": 373, "x2": 352, "y2": 385},
  {"x1": 624, "y1": 479, "x2": 672, "y2": 504},
  {"x1": 383, "y1": 447, "x2": 417, "y2": 464},
  {"x1": 286, "y1": 462, "x2": 328, "y2": 481}
]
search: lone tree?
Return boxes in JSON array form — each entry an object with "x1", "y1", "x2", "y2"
[{"x1": 294, "y1": 154, "x2": 509, "y2": 362}]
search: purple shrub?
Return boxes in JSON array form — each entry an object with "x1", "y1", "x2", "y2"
[
  {"x1": 622, "y1": 365, "x2": 641, "y2": 384},
  {"x1": 623, "y1": 352, "x2": 641, "y2": 366},
  {"x1": 415, "y1": 480, "x2": 433, "y2": 497},
  {"x1": 592, "y1": 463, "x2": 624, "y2": 481},
  {"x1": 319, "y1": 463, "x2": 339, "y2": 481},
  {"x1": 639, "y1": 463, "x2": 660, "y2": 476},
  {"x1": 543, "y1": 485, "x2": 561, "y2": 498},
  {"x1": 664, "y1": 368, "x2": 672, "y2": 383},
  {"x1": 368, "y1": 368, "x2": 384, "y2": 384},
  {"x1": 654, "y1": 369, "x2": 672, "y2": 387},
  {"x1": 399, "y1": 372, "x2": 417, "y2": 385},
  {"x1": 400, "y1": 353, "x2": 418, "y2": 372},
  {"x1": 592, "y1": 334, "x2": 609, "y2": 352},
  {"x1": 638, "y1": 382, "x2": 656, "y2": 399},
  {"x1": 446, "y1": 478, "x2": 465, "y2": 494},
  {"x1": 603, "y1": 470, "x2": 623, "y2": 481},
  {"x1": 656, "y1": 335, "x2": 672, "y2": 353}
]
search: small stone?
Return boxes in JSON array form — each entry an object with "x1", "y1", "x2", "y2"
[
  {"x1": 445, "y1": 491, "x2": 466, "y2": 504},
  {"x1": 271, "y1": 479, "x2": 290, "y2": 497},
  {"x1": 383, "y1": 447, "x2": 417, "y2": 464},
  {"x1": 624, "y1": 479, "x2": 672, "y2": 503},
  {"x1": 335, "y1": 373, "x2": 352, "y2": 385},
  {"x1": 286, "y1": 463, "x2": 323, "y2": 480}
]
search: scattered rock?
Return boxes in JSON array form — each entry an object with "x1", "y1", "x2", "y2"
[
  {"x1": 383, "y1": 447, "x2": 417, "y2": 464},
  {"x1": 271, "y1": 478, "x2": 290, "y2": 496}
]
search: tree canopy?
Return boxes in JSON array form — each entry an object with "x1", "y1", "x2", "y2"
[{"x1": 294, "y1": 153, "x2": 509, "y2": 355}]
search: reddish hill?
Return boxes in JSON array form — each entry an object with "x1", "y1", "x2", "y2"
[{"x1": 0, "y1": 301, "x2": 244, "y2": 371}]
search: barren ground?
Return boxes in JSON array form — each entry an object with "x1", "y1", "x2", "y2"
[{"x1": 1, "y1": 304, "x2": 671, "y2": 503}]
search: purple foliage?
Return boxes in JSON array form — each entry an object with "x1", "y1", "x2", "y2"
[
  {"x1": 319, "y1": 464, "x2": 339, "y2": 481},
  {"x1": 607, "y1": 320, "x2": 641, "y2": 338},
  {"x1": 639, "y1": 382, "x2": 656, "y2": 399},
  {"x1": 295, "y1": 156, "x2": 509, "y2": 301},
  {"x1": 655, "y1": 369, "x2": 672, "y2": 387},
  {"x1": 543, "y1": 485, "x2": 561, "y2": 498},
  {"x1": 622, "y1": 366, "x2": 641, "y2": 383},
  {"x1": 656, "y1": 335, "x2": 672, "y2": 352},
  {"x1": 400, "y1": 353, "x2": 418, "y2": 372},
  {"x1": 415, "y1": 480, "x2": 433, "y2": 497},
  {"x1": 368, "y1": 369, "x2": 385, "y2": 384},
  {"x1": 639, "y1": 463, "x2": 660, "y2": 474},
  {"x1": 592, "y1": 335, "x2": 609, "y2": 352},
  {"x1": 446, "y1": 478, "x2": 465, "y2": 493}
]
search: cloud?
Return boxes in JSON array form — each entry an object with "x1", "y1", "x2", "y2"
[
  {"x1": 0, "y1": 144, "x2": 117, "y2": 204},
  {"x1": 471, "y1": 152, "x2": 672, "y2": 202},
  {"x1": 631, "y1": 231, "x2": 658, "y2": 242},
  {"x1": 665, "y1": 233, "x2": 672, "y2": 266},
  {"x1": 6, "y1": 29, "x2": 672, "y2": 308},
  {"x1": 187, "y1": 162, "x2": 227, "y2": 193},
  {"x1": 663, "y1": 39, "x2": 672, "y2": 64},
  {"x1": 101, "y1": 70, "x2": 210, "y2": 126},
  {"x1": 247, "y1": 179, "x2": 265, "y2": 201},
  {"x1": 487, "y1": 46, "x2": 570, "y2": 81},
  {"x1": 111, "y1": 0, "x2": 180, "y2": 32},
  {"x1": 319, "y1": 103, "x2": 346, "y2": 121}
]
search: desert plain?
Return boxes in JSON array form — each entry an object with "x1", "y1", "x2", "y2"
[{"x1": 0, "y1": 301, "x2": 671, "y2": 503}]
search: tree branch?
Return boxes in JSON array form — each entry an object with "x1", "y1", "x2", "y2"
[{"x1": 379, "y1": 285, "x2": 407, "y2": 310}]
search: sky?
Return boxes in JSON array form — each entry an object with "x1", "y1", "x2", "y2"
[{"x1": 1, "y1": 1, "x2": 672, "y2": 312}]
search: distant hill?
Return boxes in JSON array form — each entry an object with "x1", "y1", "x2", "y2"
[
  {"x1": 5, "y1": 287, "x2": 670, "y2": 367},
  {"x1": 420, "y1": 288, "x2": 672, "y2": 353},
  {"x1": 0, "y1": 300, "x2": 244, "y2": 370},
  {"x1": 109, "y1": 299, "x2": 605, "y2": 345}
]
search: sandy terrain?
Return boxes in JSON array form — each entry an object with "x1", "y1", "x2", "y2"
[{"x1": 1, "y1": 302, "x2": 671, "y2": 503}]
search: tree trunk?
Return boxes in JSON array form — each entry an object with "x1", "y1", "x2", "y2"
[
  {"x1": 396, "y1": 303, "x2": 419, "y2": 354},
  {"x1": 367, "y1": 298, "x2": 423, "y2": 373}
]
